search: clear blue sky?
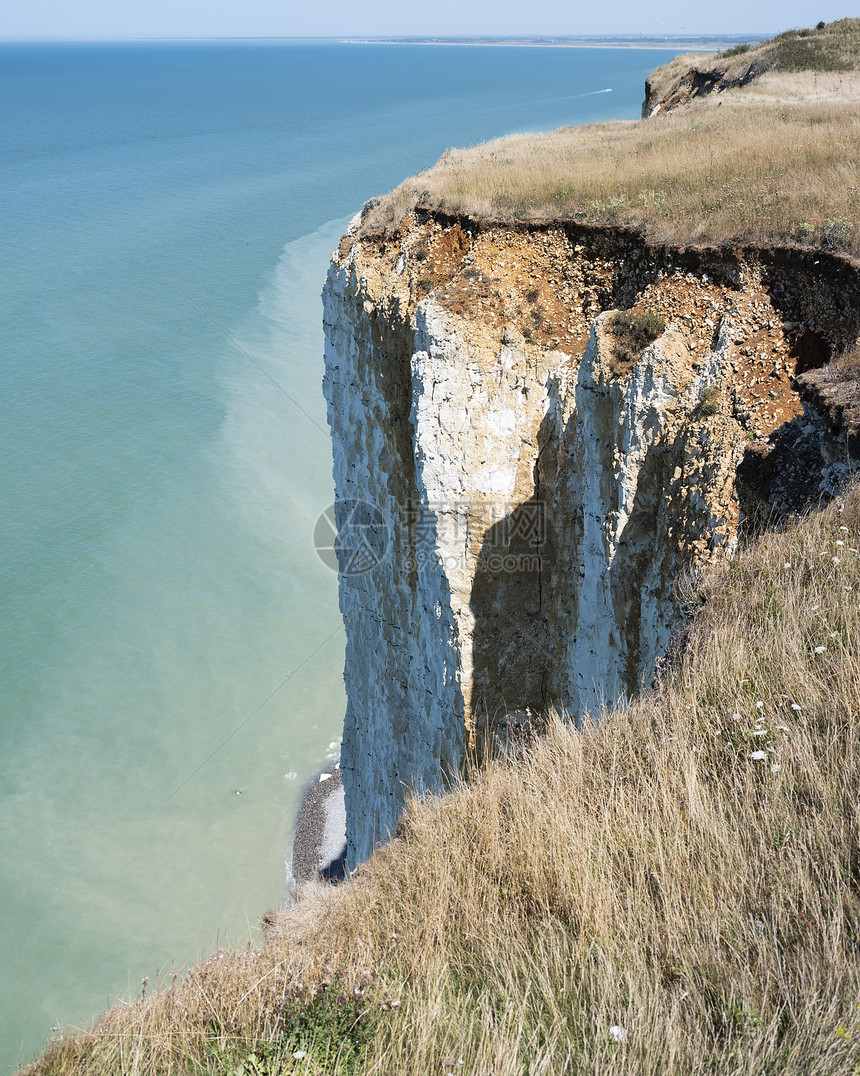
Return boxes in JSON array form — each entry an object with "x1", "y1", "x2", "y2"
[{"x1": 0, "y1": 0, "x2": 853, "y2": 41}]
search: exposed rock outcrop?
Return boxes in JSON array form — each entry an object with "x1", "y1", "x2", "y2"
[
  {"x1": 323, "y1": 209, "x2": 860, "y2": 867},
  {"x1": 642, "y1": 59, "x2": 761, "y2": 117}
]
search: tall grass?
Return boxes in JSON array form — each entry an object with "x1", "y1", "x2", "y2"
[
  {"x1": 26, "y1": 484, "x2": 860, "y2": 1074},
  {"x1": 363, "y1": 97, "x2": 860, "y2": 257}
]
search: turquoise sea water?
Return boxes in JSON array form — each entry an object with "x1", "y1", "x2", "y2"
[{"x1": 0, "y1": 40, "x2": 683, "y2": 1072}]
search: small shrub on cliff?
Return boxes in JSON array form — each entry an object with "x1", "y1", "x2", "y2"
[
  {"x1": 720, "y1": 42, "x2": 751, "y2": 57},
  {"x1": 831, "y1": 344, "x2": 860, "y2": 382},
  {"x1": 606, "y1": 306, "x2": 665, "y2": 374},
  {"x1": 701, "y1": 385, "x2": 720, "y2": 415}
]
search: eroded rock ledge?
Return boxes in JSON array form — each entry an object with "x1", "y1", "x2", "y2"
[{"x1": 323, "y1": 208, "x2": 860, "y2": 867}]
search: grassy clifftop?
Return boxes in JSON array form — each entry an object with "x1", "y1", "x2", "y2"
[{"x1": 362, "y1": 19, "x2": 860, "y2": 258}]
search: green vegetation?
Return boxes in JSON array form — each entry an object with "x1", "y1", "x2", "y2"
[
  {"x1": 718, "y1": 42, "x2": 751, "y2": 58},
  {"x1": 24, "y1": 480, "x2": 860, "y2": 1074},
  {"x1": 771, "y1": 18, "x2": 860, "y2": 71},
  {"x1": 700, "y1": 385, "x2": 720, "y2": 416}
]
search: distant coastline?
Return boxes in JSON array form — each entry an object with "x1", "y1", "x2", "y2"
[{"x1": 342, "y1": 34, "x2": 764, "y2": 52}]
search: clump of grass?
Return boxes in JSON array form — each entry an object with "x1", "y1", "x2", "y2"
[
  {"x1": 801, "y1": 345, "x2": 860, "y2": 440},
  {"x1": 24, "y1": 484, "x2": 860, "y2": 1075},
  {"x1": 605, "y1": 307, "x2": 665, "y2": 373},
  {"x1": 701, "y1": 385, "x2": 720, "y2": 415},
  {"x1": 830, "y1": 344, "x2": 860, "y2": 384}
]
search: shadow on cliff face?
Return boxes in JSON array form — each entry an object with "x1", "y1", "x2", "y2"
[
  {"x1": 465, "y1": 368, "x2": 691, "y2": 743},
  {"x1": 737, "y1": 337, "x2": 860, "y2": 521},
  {"x1": 469, "y1": 407, "x2": 558, "y2": 745},
  {"x1": 468, "y1": 363, "x2": 740, "y2": 740}
]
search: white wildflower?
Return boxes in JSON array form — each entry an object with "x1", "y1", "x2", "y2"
[
  {"x1": 784, "y1": 562, "x2": 791, "y2": 569},
  {"x1": 776, "y1": 725, "x2": 789, "y2": 732},
  {"x1": 755, "y1": 700, "x2": 764, "y2": 709},
  {"x1": 791, "y1": 703, "x2": 802, "y2": 711},
  {"x1": 833, "y1": 557, "x2": 841, "y2": 565},
  {"x1": 608, "y1": 1026, "x2": 627, "y2": 1043},
  {"x1": 732, "y1": 713, "x2": 742, "y2": 721},
  {"x1": 293, "y1": 1051, "x2": 308, "y2": 1060},
  {"x1": 771, "y1": 764, "x2": 781, "y2": 773},
  {"x1": 753, "y1": 729, "x2": 768, "y2": 737},
  {"x1": 836, "y1": 540, "x2": 845, "y2": 547},
  {"x1": 840, "y1": 525, "x2": 849, "y2": 531},
  {"x1": 751, "y1": 750, "x2": 768, "y2": 761},
  {"x1": 814, "y1": 645, "x2": 826, "y2": 654}
]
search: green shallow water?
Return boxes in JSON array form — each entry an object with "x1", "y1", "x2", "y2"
[{"x1": 0, "y1": 219, "x2": 349, "y2": 1069}]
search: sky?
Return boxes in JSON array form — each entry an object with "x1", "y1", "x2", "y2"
[{"x1": 0, "y1": 0, "x2": 854, "y2": 42}]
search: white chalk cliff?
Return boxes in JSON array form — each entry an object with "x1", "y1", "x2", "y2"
[{"x1": 323, "y1": 209, "x2": 860, "y2": 868}]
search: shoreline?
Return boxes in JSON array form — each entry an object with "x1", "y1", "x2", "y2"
[{"x1": 292, "y1": 764, "x2": 347, "y2": 884}]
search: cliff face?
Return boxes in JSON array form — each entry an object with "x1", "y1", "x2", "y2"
[{"x1": 323, "y1": 209, "x2": 860, "y2": 867}]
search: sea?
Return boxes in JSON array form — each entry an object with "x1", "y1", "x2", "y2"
[{"x1": 0, "y1": 39, "x2": 684, "y2": 1072}]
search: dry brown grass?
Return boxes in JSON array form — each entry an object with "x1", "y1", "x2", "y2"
[
  {"x1": 363, "y1": 96, "x2": 860, "y2": 256},
  {"x1": 830, "y1": 345, "x2": 860, "y2": 386},
  {"x1": 25, "y1": 485, "x2": 860, "y2": 1074},
  {"x1": 361, "y1": 19, "x2": 860, "y2": 256}
]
